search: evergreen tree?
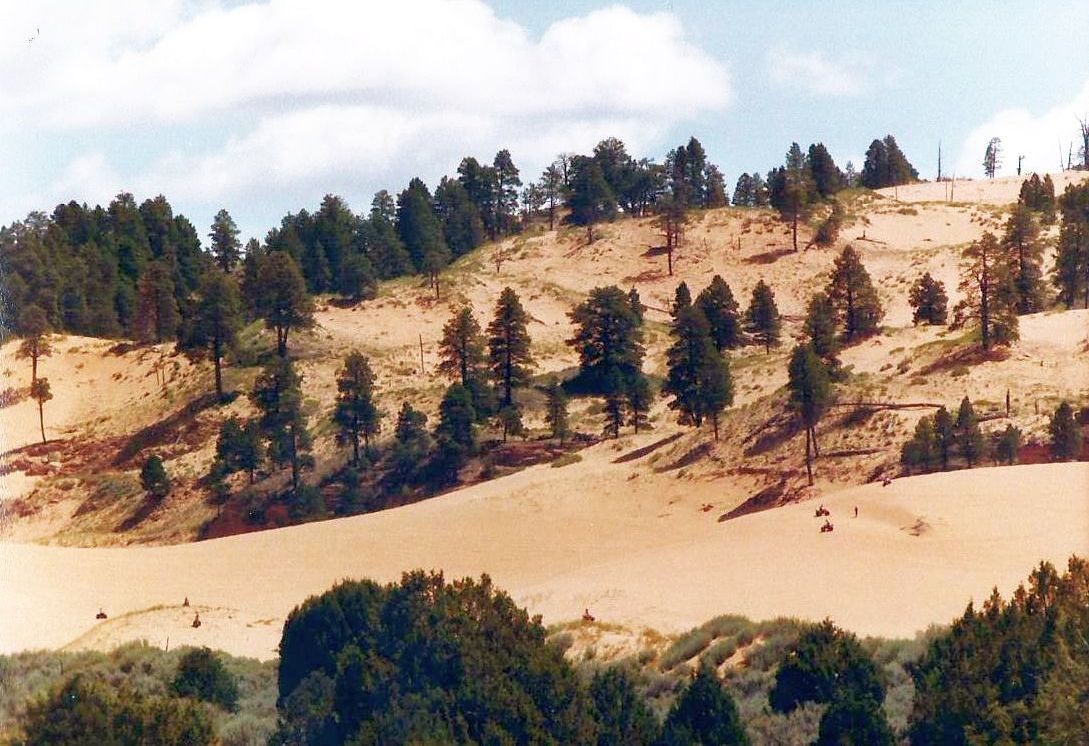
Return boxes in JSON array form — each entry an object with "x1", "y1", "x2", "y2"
[
  {"x1": 803, "y1": 291, "x2": 840, "y2": 364},
  {"x1": 487, "y1": 287, "x2": 534, "y2": 408},
  {"x1": 214, "y1": 417, "x2": 263, "y2": 484},
  {"x1": 433, "y1": 176, "x2": 485, "y2": 257},
  {"x1": 172, "y1": 647, "x2": 240, "y2": 712},
  {"x1": 959, "y1": 231, "x2": 1019, "y2": 350},
  {"x1": 16, "y1": 304, "x2": 52, "y2": 387},
  {"x1": 661, "y1": 666, "x2": 749, "y2": 745},
  {"x1": 312, "y1": 194, "x2": 359, "y2": 284},
  {"x1": 251, "y1": 357, "x2": 312, "y2": 491},
  {"x1": 140, "y1": 455, "x2": 171, "y2": 501},
  {"x1": 664, "y1": 305, "x2": 733, "y2": 438},
  {"x1": 361, "y1": 191, "x2": 413, "y2": 280},
  {"x1": 788, "y1": 345, "x2": 832, "y2": 485},
  {"x1": 827, "y1": 245, "x2": 884, "y2": 342},
  {"x1": 656, "y1": 194, "x2": 688, "y2": 275},
  {"x1": 816, "y1": 696, "x2": 895, "y2": 746},
  {"x1": 1049, "y1": 400, "x2": 1082, "y2": 460},
  {"x1": 438, "y1": 306, "x2": 488, "y2": 391},
  {"x1": 1018, "y1": 172, "x2": 1057, "y2": 222},
  {"x1": 565, "y1": 156, "x2": 616, "y2": 243},
  {"x1": 672, "y1": 281, "x2": 692, "y2": 319},
  {"x1": 994, "y1": 423, "x2": 1020, "y2": 466},
  {"x1": 628, "y1": 286, "x2": 644, "y2": 325},
  {"x1": 387, "y1": 402, "x2": 430, "y2": 486},
  {"x1": 396, "y1": 178, "x2": 450, "y2": 286},
  {"x1": 807, "y1": 142, "x2": 843, "y2": 198},
  {"x1": 432, "y1": 383, "x2": 477, "y2": 482},
  {"x1": 336, "y1": 252, "x2": 377, "y2": 301},
  {"x1": 1002, "y1": 204, "x2": 1045, "y2": 313},
  {"x1": 954, "y1": 397, "x2": 984, "y2": 467},
  {"x1": 538, "y1": 162, "x2": 564, "y2": 230},
  {"x1": 626, "y1": 373, "x2": 653, "y2": 433},
  {"x1": 696, "y1": 275, "x2": 743, "y2": 351},
  {"x1": 768, "y1": 143, "x2": 814, "y2": 251},
  {"x1": 209, "y1": 208, "x2": 241, "y2": 272},
  {"x1": 704, "y1": 164, "x2": 729, "y2": 208},
  {"x1": 493, "y1": 149, "x2": 522, "y2": 236},
  {"x1": 860, "y1": 135, "x2": 918, "y2": 188},
  {"x1": 255, "y1": 251, "x2": 315, "y2": 358},
  {"x1": 457, "y1": 157, "x2": 499, "y2": 239},
  {"x1": 744, "y1": 280, "x2": 781, "y2": 353},
  {"x1": 814, "y1": 200, "x2": 845, "y2": 247},
  {"x1": 545, "y1": 381, "x2": 570, "y2": 444},
  {"x1": 983, "y1": 137, "x2": 1002, "y2": 179},
  {"x1": 134, "y1": 259, "x2": 180, "y2": 343},
  {"x1": 602, "y1": 370, "x2": 626, "y2": 439},
  {"x1": 239, "y1": 238, "x2": 265, "y2": 320},
  {"x1": 190, "y1": 269, "x2": 242, "y2": 400},
  {"x1": 934, "y1": 406, "x2": 955, "y2": 470},
  {"x1": 1053, "y1": 181, "x2": 1089, "y2": 308},
  {"x1": 901, "y1": 415, "x2": 937, "y2": 473},
  {"x1": 589, "y1": 667, "x2": 660, "y2": 746},
  {"x1": 30, "y1": 376, "x2": 51, "y2": 444},
  {"x1": 909, "y1": 272, "x2": 948, "y2": 325},
  {"x1": 732, "y1": 173, "x2": 757, "y2": 207},
  {"x1": 333, "y1": 352, "x2": 381, "y2": 467},
  {"x1": 496, "y1": 404, "x2": 525, "y2": 442},
  {"x1": 567, "y1": 285, "x2": 645, "y2": 393}
]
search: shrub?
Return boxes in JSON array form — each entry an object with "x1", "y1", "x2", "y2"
[
  {"x1": 661, "y1": 665, "x2": 749, "y2": 744},
  {"x1": 172, "y1": 647, "x2": 240, "y2": 712},
  {"x1": 769, "y1": 620, "x2": 885, "y2": 714},
  {"x1": 139, "y1": 455, "x2": 171, "y2": 501}
]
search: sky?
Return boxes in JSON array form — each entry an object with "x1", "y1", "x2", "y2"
[{"x1": 3, "y1": 0, "x2": 1089, "y2": 242}]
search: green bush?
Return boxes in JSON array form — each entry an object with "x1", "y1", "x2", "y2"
[{"x1": 172, "y1": 647, "x2": 239, "y2": 712}]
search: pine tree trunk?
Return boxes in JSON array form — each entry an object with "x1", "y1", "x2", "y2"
[
  {"x1": 38, "y1": 401, "x2": 45, "y2": 444},
  {"x1": 213, "y1": 335, "x2": 223, "y2": 401},
  {"x1": 31, "y1": 352, "x2": 38, "y2": 388},
  {"x1": 712, "y1": 413, "x2": 720, "y2": 441},
  {"x1": 805, "y1": 426, "x2": 813, "y2": 486},
  {"x1": 289, "y1": 425, "x2": 299, "y2": 491},
  {"x1": 811, "y1": 425, "x2": 820, "y2": 458},
  {"x1": 792, "y1": 213, "x2": 799, "y2": 252},
  {"x1": 277, "y1": 328, "x2": 288, "y2": 358}
]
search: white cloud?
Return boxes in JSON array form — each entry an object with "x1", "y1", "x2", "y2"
[
  {"x1": 2, "y1": 0, "x2": 731, "y2": 221},
  {"x1": 766, "y1": 44, "x2": 863, "y2": 97},
  {"x1": 956, "y1": 80, "x2": 1089, "y2": 178}
]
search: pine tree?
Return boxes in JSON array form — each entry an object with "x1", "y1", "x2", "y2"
[
  {"x1": 807, "y1": 142, "x2": 843, "y2": 199},
  {"x1": 251, "y1": 357, "x2": 312, "y2": 490},
  {"x1": 215, "y1": 417, "x2": 262, "y2": 484},
  {"x1": 983, "y1": 137, "x2": 1002, "y2": 179},
  {"x1": 1053, "y1": 181, "x2": 1089, "y2": 308},
  {"x1": 628, "y1": 287, "x2": 644, "y2": 325},
  {"x1": 827, "y1": 245, "x2": 884, "y2": 342},
  {"x1": 496, "y1": 404, "x2": 525, "y2": 442},
  {"x1": 438, "y1": 307, "x2": 488, "y2": 391},
  {"x1": 487, "y1": 288, "x2": 534, "y2": 408},
  {"x1": 388, "y1": 402, "x2": 430, "y2": 486},
  {"x1": 434, "y1": 176, "x2": 485, "y2": 257},
  {"x1": 337, "y1": 253, "x2": 377, "y2": 301},
  {"x1": 565, "y1": 156, "x2": 616, "y2": 243},
  {"x1": 909, "y1": 273, "x2": 948, "y2": 325},
  {"x1": 788, "y1": 345, "x2": 832, "y2": 485},
  {"x1": 30, "y1": 376, "x2": 51, "y2": 444},
  {"x1": 696, "y1": 275, "x2": 743, "y2": 351},
  {"x1": 544, "y1": 381, "x2": 570, "y2": 444},
  {"x1": 769, "y1": 143, "x2": 814, "y2": 251},
  {"x1": 493, "y1": 149, "x2": 522, "y2": 237},
  {"x1": 901, "y1": 416, "x2": 937, "y2": 473},
  {"x1": 625, "y1": 373, "x2": 652, "y2": 434},
  {"x1": 661, "y1": 666, "x2": 749, "y2": 745},
  {"x1": 396, "y1": 178, "x2": 450, "y2": 288},
  {"x1": 567, "y1": 285, "x2": 645, "y2": 393},
  {"x1": 134, "y1": 259, "x2": 180, "y2": 343},
  {"x1": 539, "y1": 162, "x2": 564, "y2": 230},
  {"x1": 334, "y1": 352, "x2": 381, "y2": 467},
  {"x1": 955, "y1": 397, "x2": 984, "y2": 467},
  {"x1": 190, "y1": 269, "x2": 242, "y2": 400},
  {"x1": 362, "y1": 191, "x2": 413, "y2": 280},
  {"x1": 814, "y1": 200, "x2": 845, "y2": 247},
  {"x1": 589, "y1": 667, "x2": 661, "y2": 745},
  {"x1": 994, "y1": 424, "x2": 1020, "y2": 466},
  {"x1": 672, "y1": 281, "x2": 692, "y2": 320},
  {"x1": 140, "y1": 455, "x2": 171, "y2": 501},
  {"x1": 209, "y1": 209, "x2": 242, "y2": 272},
  {"x1": 803, "y1": 291, "x2": 840, "y2": 364},
  {"x1": 16, "y1": 304, "x2": 52, "y2": 387},
  {"x1": 255, "y1": 251, "x2": 315, "y2": 358},
  {"x1": 934, "y1": 406, "x2": 955, "y2": 470},
  {"x1": 1049, "y1": 401, "x2": 1082, "y2": 461},
  {"x1": 732, "y1": 173, "x2": 757, "y2": 207},
  {"x1": 602, "y1": 371, "x2": 626, "y2": 439},
  {"x1": 432, "y1": 383, "x2": 477, "y2": 483},
  {"x1": 664, "y1": 305, "x2": 732, "y2": 438},
  {"x1": 656, "y1": 194, "x2": 687, "y2": 275},
  {"x1": 1002, "y1": 204, "x2": 1045, "y2": 313},
  {"x1": 745, "y1": 280, "x2": 781, "y2": 353},
  {"x1": 959, "y1": 232, "x2": 1018, "y2": 350},
  {"x1": 457, "y1": 157, "x2": 499, "y2": 239}
]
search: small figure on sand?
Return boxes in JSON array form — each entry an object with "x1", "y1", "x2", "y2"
[
  {"x1": 95, "y1": 608, "x2": 107, "y2": 620},
  {"x1": 582, "y1": 608, "x2": 595, "y2": 623},
  {"x1": 183, "y1": 596, "x2": 189, "y2": 607},
  {"x1": 882, "y1": 476, "x2": 892, "y2": 487},
  {"x1": 814, "y1": 504, "x2": 830, "y2": 518},
  {"x1": 191, "y1": 612, "x2": 202, "y2": 629},
  {"x1": 820, "y1": 520, "x2": 834, "y2": 533},
  {"x1": 854, "y1": 506, "x2": 858, "y2": 518}
]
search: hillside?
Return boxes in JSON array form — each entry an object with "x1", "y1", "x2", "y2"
[{"x1": 1, "y1": 171, "x2": 1087, "y2": 660}]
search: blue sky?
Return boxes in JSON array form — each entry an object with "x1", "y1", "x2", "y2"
[{"x1": 3, "y1": 0, "x2": 1089, "y2": 242}]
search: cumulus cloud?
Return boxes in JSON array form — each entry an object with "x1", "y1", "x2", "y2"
[
  {"x1": 2, "y1": 0, "x2": 731, "y2": 225},
  {"x1": 956, "y1": 80, "x2": 1089, "y2": 178},
  {"x1": 766, "y1": 44, "x2": 863, "y2": 97}
]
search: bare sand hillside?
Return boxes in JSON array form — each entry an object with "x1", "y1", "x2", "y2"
[{"x1": 1, "y1": 462, "x2": 1084, "y2": 659}]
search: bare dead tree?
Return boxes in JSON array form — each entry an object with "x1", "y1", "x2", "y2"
[{"x1": 1079, "y1": 115, "x2": 1089, "y2": 170}]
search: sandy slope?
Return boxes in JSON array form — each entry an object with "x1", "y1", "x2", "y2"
[{"x1": 1, "y1": 462, "x2": 1085, "y2": 659}]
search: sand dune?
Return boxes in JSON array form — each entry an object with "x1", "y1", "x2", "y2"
[{"x1": 1, "y1": 462, "x2": 1084, "y2": 659}]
